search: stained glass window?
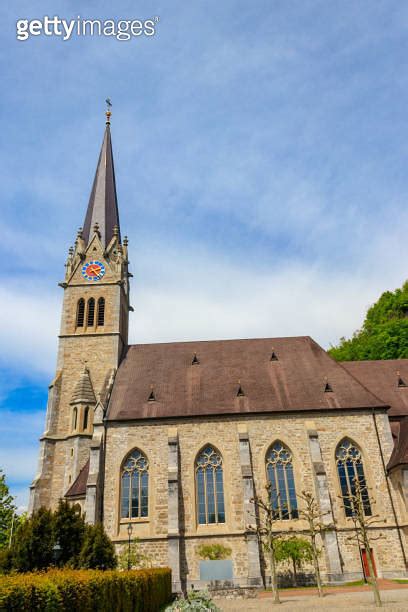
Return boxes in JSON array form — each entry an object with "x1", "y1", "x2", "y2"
[
  {"x1": 196, "y1": 446, "x2": 225, "y2": 525},
  {"x1": 121, "y1": 449, "x2": 149, "y2": 519},
  {"x1": 266, "y1": 441, "x2": 298, "y2": 520},
  {"x1": 336, "y1": 439, "x2": 371, "y2": 517}
]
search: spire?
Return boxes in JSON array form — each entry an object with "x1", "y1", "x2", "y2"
[
  {"x1": 70, "y1": 367, "x2": 96, "y2": 405},
  {"x1": 82, "y1": 106, "x2": 120, "y2": 248}
]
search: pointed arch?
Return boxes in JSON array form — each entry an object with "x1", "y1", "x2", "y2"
[
  {"x1": 76, "y1": 299, "x2": 85, "y2": 328},
  {"x1": 97, "y1": 297, "x2": 105, "y2": 326},
  {"x1": 195, "y1": 444, "x2": 225, "y2": 525},
  {"x1": 265, "y1": 440, "x2": 298, "y2": 520},
  {"x1": 336, "y1": 438, "x2": 371, "y2": 517},
  {"x1": 87, "y1": 298, "x2": 95, "y2": 327},
  {"x1": 120, "y1": 448, "x2": 149, "y2": 519}
]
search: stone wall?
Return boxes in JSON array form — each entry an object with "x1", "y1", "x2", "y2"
[{"x1": 103, "y1": 410, "x2": 408, "y2": 585}]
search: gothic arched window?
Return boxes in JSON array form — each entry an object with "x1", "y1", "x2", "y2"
[
  {"x1": 97, "y1": 297, "x2": 105, "y2": 326},
  {"x1": 196, "y1": 445, "x2": 225, "y2": 525},
  {"x1": 266, "y1": 441, "x2": 298, "y2": 520},
  {"x1": 83, "y1": 406, "x2": 89, "y2": 430},
  {"x1": 336, "y1": 438, "x2": 371, "y2": 517},
  {"x1": 76, "y1": 299, "x2": 85, "y2": 328},
  {"x1": 121, "y1": 449, "x2": 149, "y2": 519},
  {"x1": 87, "y1": 298, "x2": 95, "y2": 327}
]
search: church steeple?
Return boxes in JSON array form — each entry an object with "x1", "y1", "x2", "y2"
[{"x1": 82, "y1": 109, "x2": 120, "y2": 248}]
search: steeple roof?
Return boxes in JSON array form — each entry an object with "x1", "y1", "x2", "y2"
[
  {"x1": 70, "y1": 368, "x2": 96, "y2": 405},
  {"x1": 82, "y1": 122, "x2": 120, "y2": 248}
]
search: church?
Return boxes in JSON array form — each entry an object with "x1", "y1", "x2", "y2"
[{"x1": 29, "y1": 110, "x2": 408, "y2": 591}]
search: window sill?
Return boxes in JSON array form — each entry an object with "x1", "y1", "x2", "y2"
[{"x1": 120, "y1": 518, "x2": 149, "y2": 525}]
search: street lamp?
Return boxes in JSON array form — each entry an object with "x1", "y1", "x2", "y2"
[
  {"x1": 127, "y1": 523, "x2": 133, "y2": 570},
  {"x1": 53, "y1": 541, "x2": 62, "y2": 566},
  {"x1": 351, "y1": 512, "x2": 367, "y2": 583}
]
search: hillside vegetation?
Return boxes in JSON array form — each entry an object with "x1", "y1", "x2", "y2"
[{"x1": 329, "y1": 281, "x2": 408, "y2": 361}]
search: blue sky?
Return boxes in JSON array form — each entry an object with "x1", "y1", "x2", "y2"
[{"x1": 2, "y1": 0, "x2": 408, "y2": 510}]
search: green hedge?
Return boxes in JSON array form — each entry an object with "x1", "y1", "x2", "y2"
[{"x1": 0, "y1": 567, "x2": 172, "y2": 611}]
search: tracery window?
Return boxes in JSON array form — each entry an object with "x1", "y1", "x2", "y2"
[
  {"x1": 196, "y1": 445, "x2": 225, "y2": 525},
  {"x1": 336, "y1": 438, "x2": 371, "y2": 517},
  {"x1": 266, "y1": 441, "x2": 298, "y2": 520},
  {"x1": 121, "y1": 449, "x2": 149, "y2": 519},
  {"x1": 76, "y1": 299, "x2": 85, "y2": 328},
  {"x1": 87, "y1": 298, "x2": 95, "y2": 327},
  {"x1": 97, "y1": 297, "x2": 105, "y2": 326}
]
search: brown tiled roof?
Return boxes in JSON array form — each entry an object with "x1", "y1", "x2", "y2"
[
  {"x1": 107, "y1": 337, "x2": 387, "y2": 421},
  {"x1": 65, "y1": 459, "x2": 89, "y2": 498},
  {"x1": 343, "y1": 359, "x2": 408, "y2": 417},
  {"x1": 82, "y1": 125, "x2": 120, "y2": 247},
  {"x1": 387, "y1": 417, "x2": 408, "y2": 470}
]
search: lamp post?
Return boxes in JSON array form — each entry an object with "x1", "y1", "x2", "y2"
[
  {"x1": 127, "y1": 523, "x2": 133, "y2": 571},
  {"x1": 351, "y1": 512, "x2": 367, "y2": 583},
  {"x1": 53, "y1": 541, "x2": 62, "y2": 566}
]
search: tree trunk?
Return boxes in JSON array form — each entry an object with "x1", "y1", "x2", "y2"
[
  {"x1": 292, "y1": 558, "x2": 298, "y2": 587},
  {"x1": 268, "y1": 548, "x2": 281, "y2": 604},
  {"x1": 311, "y1": 535, "x2": 323, "y2": 597},
  {"x1": 363, "y1": 539, "x2": 382, "y2": 608}
]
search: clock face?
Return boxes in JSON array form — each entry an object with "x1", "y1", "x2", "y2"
[{"x1": 82, "y1": 260, "x2": 106, "y2": 281}]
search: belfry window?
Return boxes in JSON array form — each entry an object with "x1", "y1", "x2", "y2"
[
  {"x1": 97, "y1": 297, "x2": 105, "y2": 326},
  {"x1": 72, "y1": 407, "x2": 78, "y2": 431},
  {"x1": 76, "y1": 299, "x2": 85, "y2": 328},
  {"x1": 336, "y1": 438, "x2": 371, "y2": 517},
  {"x1": 196, "y1": 445, "x2": 225, "y2": 525},
  {"x1": 83, "y1": 406, "x2": 89, "y2": 430},
  {"x1": 121, "y1": 449, "x2": 149, "y2": 519},
  {"x1": 87, "y1": 298, "x2": 95, "y2": 327},
  {"x1": 266, "y1": 441, "x2": 298, "y2": 520}
]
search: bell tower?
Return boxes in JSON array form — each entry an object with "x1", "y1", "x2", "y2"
[{"x1": 29, "y1": 107, "x2": 131, "y2": 514}]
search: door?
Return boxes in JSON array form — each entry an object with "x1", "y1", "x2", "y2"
[{"x1": 361, "y1": 548, "x2": 377, "y2": 577}]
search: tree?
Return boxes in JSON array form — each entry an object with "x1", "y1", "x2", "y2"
[
  {"x1": 297, "y1": 491, "x2": 330, "y2": 597},
  {"x1": 0, "y1": 470, "x2": 17, "y2": 549},
  {"x1": 274, "y1": 537, "x2": 313, "y2": 586},
  {"x1": 53, "y1": 500, "x2": 85, "y2": 566},
  {"x1": 249, "y1": 483, "x2": 282, "y2": 604},
  {"x1": 13, "y1": 507, "x2": 55, "y2": 572},
  {"x1": 78, "y1": 523, "x2": 117, "y2": 570},
  {"x1": 340, "y1": 478, "x2": 383, "y2": 608},
  {"x1": 329, "y1": 281, "x2": 408, "y2": 361}
]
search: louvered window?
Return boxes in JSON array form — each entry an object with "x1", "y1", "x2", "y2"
[
  {"x1": 87, "y1": 298, "x2": 95, "y2": 327},
  {"x1": 76, "y1": 299, "x2": 85, "y2": 328},
  {"x1": 97, "y1": 297, "x2": 105, "y2": 326}
]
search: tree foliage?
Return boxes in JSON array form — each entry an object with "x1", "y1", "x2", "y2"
[
  {"x1": 0, "y1": 470, "x2": 17, "y2": 550},
  {"x1": 329, "y1": 281, "x2": 408, "y2": 361},
  {"x1": 53, "y1": 500, "x2": 85, "y2": 567},
  {"x1": 274, "y1": 537, "x2": 313, "y2": 586},
  {"x1": 13, "y1": 507, "x2": 55, "y2": 572},
  {"x1": 78, "y1": 523, "x2": 117, "y2": 570},
  {"x1": 197, "y1": 543, "x2": 232, "y2": 560}
]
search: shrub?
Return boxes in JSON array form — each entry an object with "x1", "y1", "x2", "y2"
[
  {"x1": 197, "y1": 544, "x2": 232, "y2": 560},
  {"x1": 78, "y1": 523, "x2": 117, "y2": 570},
  {"x1": 166, "y1": 589, "x2": 220, "y2": 611},
  {"x1": 118, "y1": 538, "x2": 152, "y2": 570},
  {"x1": 0, "y1": 567, "x2": 172, "y2": 611},
  {"x1": 13, "y1": 508, "x2": 55, "y2": 572},
  {"x1": 53, "y1": 500, "x2": 85, "y2": 567}
]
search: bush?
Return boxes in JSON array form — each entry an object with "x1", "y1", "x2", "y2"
[
  {"x1": 0, "y1": 567, "x2": 172, "y2": 611},
  {"x1": 197, "y1": 544, "x2": 231, "y2": 560},
  {"x1": 118, "y1": 538, "x2": 152, "y2": 570},
  {"x1": 13, "y1": 508, "x2": 55, "y2": 572},
  {"x1": 53, "y1": 501, "x2": 85, "y2": 567},
  {"x1": 166, "y1": 589, "x2": 220, "y2": 611},
  {"x1": 78, "y1": 524, "x2": 117, "y2": 570}
]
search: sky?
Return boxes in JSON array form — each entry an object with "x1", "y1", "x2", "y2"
[{"x1": 1, "y1": 0, "x2": 408, "y2": 510}]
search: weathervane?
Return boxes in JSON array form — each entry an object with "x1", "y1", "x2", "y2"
[{"x1": 105, "y1": 98, "x2": 112, "y2": 125}]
